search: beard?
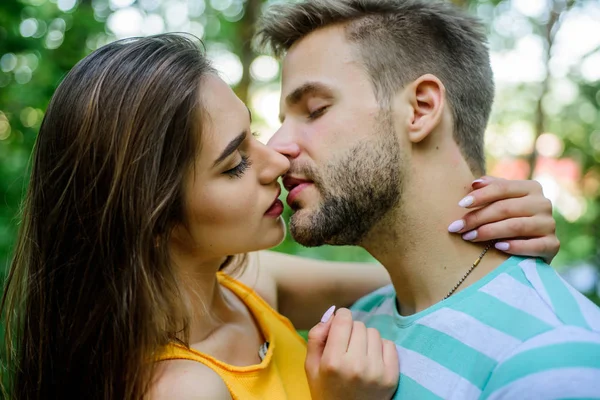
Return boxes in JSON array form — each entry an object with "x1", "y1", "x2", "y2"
[{"x1": 289, "y1": 115, "x2": 404, "y2": 247}]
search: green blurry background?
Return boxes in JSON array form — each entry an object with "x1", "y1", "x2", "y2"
[{"x1": 0, "y1": 0, "x2": 599, "y2": 304}]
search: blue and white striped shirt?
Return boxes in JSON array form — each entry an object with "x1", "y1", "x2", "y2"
[{"x1": 351, "y1": 256, "x2": 600, "y2": 399}]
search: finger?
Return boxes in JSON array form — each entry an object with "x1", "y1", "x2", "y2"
[
  {"x1": 460, "y1": 217, "x2": 555, "y2": 243},
  {"x1": 366, "y1": 327, "x2": 383, "y2": 361},
  {"x1": 306, "y1": 306, "x2": 336, "y2": 373},
  {"x1": 459, "y1": 178, "x2": 543, "y2": 209},
  {"x1": 347, "y1": 321, "x2": 368, "y2": 357},
  {"x1": 321, "y1": 308, "x2": 354, "y2": 362},
  {"x1": 459, "y1": 197, "x2": 552, "y2": 233},
  {"x1": 494, "y1": 237, "x2": 560, "y2": 264},
  {"x1": 471, "y1": 175, "x2": 497, "y2": 189},
  {"x1": 382, "y1": 339, "x2": 400, "y2": 387}
]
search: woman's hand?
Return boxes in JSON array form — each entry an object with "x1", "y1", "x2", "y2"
[
  {"x1": 448, "y1": 176, "x2": 560, "y2": 264},
  {"x1": 304, "y1": 307, "x2": 399, "y2": 400}
]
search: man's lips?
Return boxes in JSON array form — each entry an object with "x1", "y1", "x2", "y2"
[{"x1": 282, "y1": 176, "x2": 313, "y2": 207}]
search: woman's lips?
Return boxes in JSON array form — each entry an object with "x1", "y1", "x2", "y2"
[
  {"x1": 265, "y1": 199, "x2": 284, "y2": 217},
  {"x1": 265, "y1": 188, "x2": 284, "y2": 217}
]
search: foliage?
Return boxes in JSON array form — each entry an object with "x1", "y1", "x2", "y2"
[{"x1": 0, "y1": 0, "x2": 599, "y2": 299}]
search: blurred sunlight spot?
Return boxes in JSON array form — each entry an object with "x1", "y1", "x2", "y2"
[
  {"x1": 0, "y1": 112, "x2": 10, "y2": 141},
  {"x1": 507, "y1": 121, "x2": 535, "y2": 156},
  {"x1": 32, "y1": 20, "x2": 47, "y2": 38},
  {"x1": 20, "y1": 18, "x2": 38, "y2": 38},
  {"x1": 581, "y1": 52, "x2": 600, "y2": 82},
  {"x1": 109, "y1": 0, "x2": 135, "y2": 9},
  {"x1": 512, "y1": 0, "x2": 549, "y2": 19},
  {"x1": 579, "y1": 103, "x2": 597, "y2": 125},
  {"x1": 210, "y1": 0, "x2": 232, "y2": 11},
  {"x1": 189, "y1": 21, "x2": 205, "y2": 39},
  {"x1": 165, "y1": 2, "x2": 189, "y2": 29},
  {"x1": 14, "y1": 66, "x2": 32, "y2": 84},
  {"x1": 142, "y1": 14, "x2": 165, "y2": 35},
  {"x1": 562, "y1": 264, "x2": 598, "y2": 294},
  {"x1": 537, "y1": 173, "x2": 586, "y2": 222},
  {"x1": 0, "y1": 53, "x2": 18, "y2": 73},
  {"x1": 222, "y1": 0, "x2": 244, "y2": 22},
  {"x1": 209, "y1": 47, "x2": 242, "y2": 86},
  {"x1": 20, "y1": 107, "x2": 38, "y2": 128},
  {"x1": 552, "y1": 7, "x2": 600, "y2": 76},
  {"x1": 50, "y1": 18, "x2": 67, "y2": 32},
  {"x1": 25, "y1": 53, "x2": 39, "y2": 72},
  {"x1": 107, "y1": 7, "x2": 144, "y2": 38},
  {"x1": 204, "y1": 15, "x2": 221, "y2": 36},
  {"x1": 139, "y1": 0, "x2": 161, "y2": 12},
  {"x1": 491, "y1": 35, "x2": 546, "y2": 83},
  {"x1": 57, "y1": 0, "x2": 78, "y2": 12},
  {"x1": 189, "y1": 0, "x2": 206, "y2": 18},
  {"x1": 251, "y1": 88, "x2": 281, "y2": 140},
  {"x1": 536, "y1": 133, "x2": 563, "y2": 158},
  {"x1": 45, "y1": 30, "x2": 65, "y2": 49},
  {"x1": 250, "y1": 56, "x2": 279, "y2": 82}
]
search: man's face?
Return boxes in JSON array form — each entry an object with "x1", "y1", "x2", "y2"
[{"x1": 268, "y1": 25, "x2": 406, "y2": 247}]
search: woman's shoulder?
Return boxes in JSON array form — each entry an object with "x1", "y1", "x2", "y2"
[{"x1": 150, "y1": 359, "x2": 232, "y2": 400}]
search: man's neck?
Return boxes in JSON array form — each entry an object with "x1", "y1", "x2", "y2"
[{"x1": 361, "y1": 158, "x2": 509, "y2": 316}]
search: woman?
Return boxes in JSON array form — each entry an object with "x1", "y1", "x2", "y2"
[{"x1": 1, "y1": 34, "x2": 559, "y2": 399}]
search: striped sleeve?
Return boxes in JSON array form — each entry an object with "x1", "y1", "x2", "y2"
[{"x1": 480, "y1": 325, "x2": 600, "y2": 399}]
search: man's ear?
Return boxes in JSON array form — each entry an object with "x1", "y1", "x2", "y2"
[{"x1": 405, "y1": 74, "x2": 446, "y2": 144}]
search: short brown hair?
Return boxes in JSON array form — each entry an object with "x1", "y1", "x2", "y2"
[{"x1": 256, "y1": 0, "x2": 494, "y2": 175}]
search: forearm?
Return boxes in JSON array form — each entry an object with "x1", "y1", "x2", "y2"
[{"x1": 258, "y1": 251, "x2": 391, "y2": 330}]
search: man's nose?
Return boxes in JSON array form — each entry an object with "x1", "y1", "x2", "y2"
[{"x1": 267, "y1": 126, "x2": 301, "y2": 159}]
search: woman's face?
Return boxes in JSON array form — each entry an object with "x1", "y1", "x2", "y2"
[{"x1": 172, "y1": 75, "x2": 290, "y2": 260}]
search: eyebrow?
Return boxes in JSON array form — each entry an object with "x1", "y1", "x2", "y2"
[
  {"x1": 213, "y1": 131, "x2": 247, "y2": 167},
  {"x1": 279, "y1": 82, "x2": 334, "y2": 123},
  {"x1": 213, "y1": 107, "x2": 252, "y2": 167}
]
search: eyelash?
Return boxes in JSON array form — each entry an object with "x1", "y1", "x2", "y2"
[
  {"x1": 308, "y1": 106, "x2": 328, "y2": 120},
  {"x1": 224, "y1": 154, "x2": 252, "y2": 179}
]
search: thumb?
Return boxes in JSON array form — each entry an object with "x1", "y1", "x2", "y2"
[{"x1": 305, "y1": 305, "x2": 336, "y2": 374}]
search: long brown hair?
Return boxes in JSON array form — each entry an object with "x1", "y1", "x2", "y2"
[{"x1": 1, "y1": 34, "x2": 216, "y2": 399}]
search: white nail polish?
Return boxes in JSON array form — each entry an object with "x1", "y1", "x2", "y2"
[
  {"x1": 448, "y1": 220, "x2": 465, "y2": 233},
  {"x1": 321, "y1": 306, "x2": 336, "y2": 323},
  {"x1": 462, "y1": 231, "x2": 478, "y2": 241},
  {"x1": 459, "y1": 196, "x2": 474, "y2": 208},
  {"x1": 495, "y1": 242, "x2": 510, "y2": 251}
]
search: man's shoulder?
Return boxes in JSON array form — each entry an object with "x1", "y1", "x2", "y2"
[
  {"x1": 350, "y1": 284, "x2": 396, "y2": 320},
  {"x1": 492, "y1": 257, "x2": 600, "y2": 332},
  {"x1": 480, "y1": 325, "x2": 600, "y2": 399}
]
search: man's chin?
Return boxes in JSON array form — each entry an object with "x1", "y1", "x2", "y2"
[{"x1": 289, "y1": 209, "x2": 326, "y2": 247}]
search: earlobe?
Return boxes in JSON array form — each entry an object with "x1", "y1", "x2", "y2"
[{"x1": 407, "y1": 74, "x2": 445, "y2": 144}]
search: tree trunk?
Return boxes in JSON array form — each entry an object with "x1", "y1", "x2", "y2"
[
  {"x1": 527, "y1": 0, "x2": 574, "y2": 178},
  {"x1": 235, "y1": 0, "x2": 262, "y2": 104}
]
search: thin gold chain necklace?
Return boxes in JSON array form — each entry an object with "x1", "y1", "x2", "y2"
[{"x1": 444, "y1": 242, "x2": 495, "y2": 300}]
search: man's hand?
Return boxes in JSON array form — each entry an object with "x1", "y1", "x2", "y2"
[
  {"x1": 305, "y1": 307, "x2": 399, "y2": 400},
  {"x1": 448, "y1": 176, "x2": 560, "y2": 263}
]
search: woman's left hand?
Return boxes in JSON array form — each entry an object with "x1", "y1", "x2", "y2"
[{"x1": 448, "y1": 176, "x2": 560, "y2": 264}]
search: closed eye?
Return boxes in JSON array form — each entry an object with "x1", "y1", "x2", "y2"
[
  {"x1": 308, "y1": 106, "x2": 329, "y2": 121},
  {"x1": 223, "y1": 155, "x2": 252, "y2": 179}
]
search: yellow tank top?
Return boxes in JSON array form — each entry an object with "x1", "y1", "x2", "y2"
[{"x1": 156, "y1": 272, "x2": 311, "y2": 399}]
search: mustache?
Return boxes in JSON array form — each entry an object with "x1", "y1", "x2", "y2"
[{"x1": 285, "y1": 162, "x2": 325, "y2": 191}]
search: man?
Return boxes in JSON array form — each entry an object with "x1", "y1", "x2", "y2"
[{"x1": 258, "y1": 0, "x2": 600, "y2": 398}]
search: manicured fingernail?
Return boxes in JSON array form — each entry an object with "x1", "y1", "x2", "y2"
[
  {"x1": 473, "y1": 178, "x2": 485, "y2": 185},
  {"x1": 495, "y1": 242, "x2": 510, "y2": 251},
  {"x1": 462, "y1": 230, "x2": 478, "y2": 241},
  {"x1": 459, "y1": 196, "x2": 475, "y2": 208},
  {"x1": 448, "y1": 219, "x2": 465, "y2": 233},
  {"x1": 321, "y1": 305, "x2": 336, "y2": 323}
]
